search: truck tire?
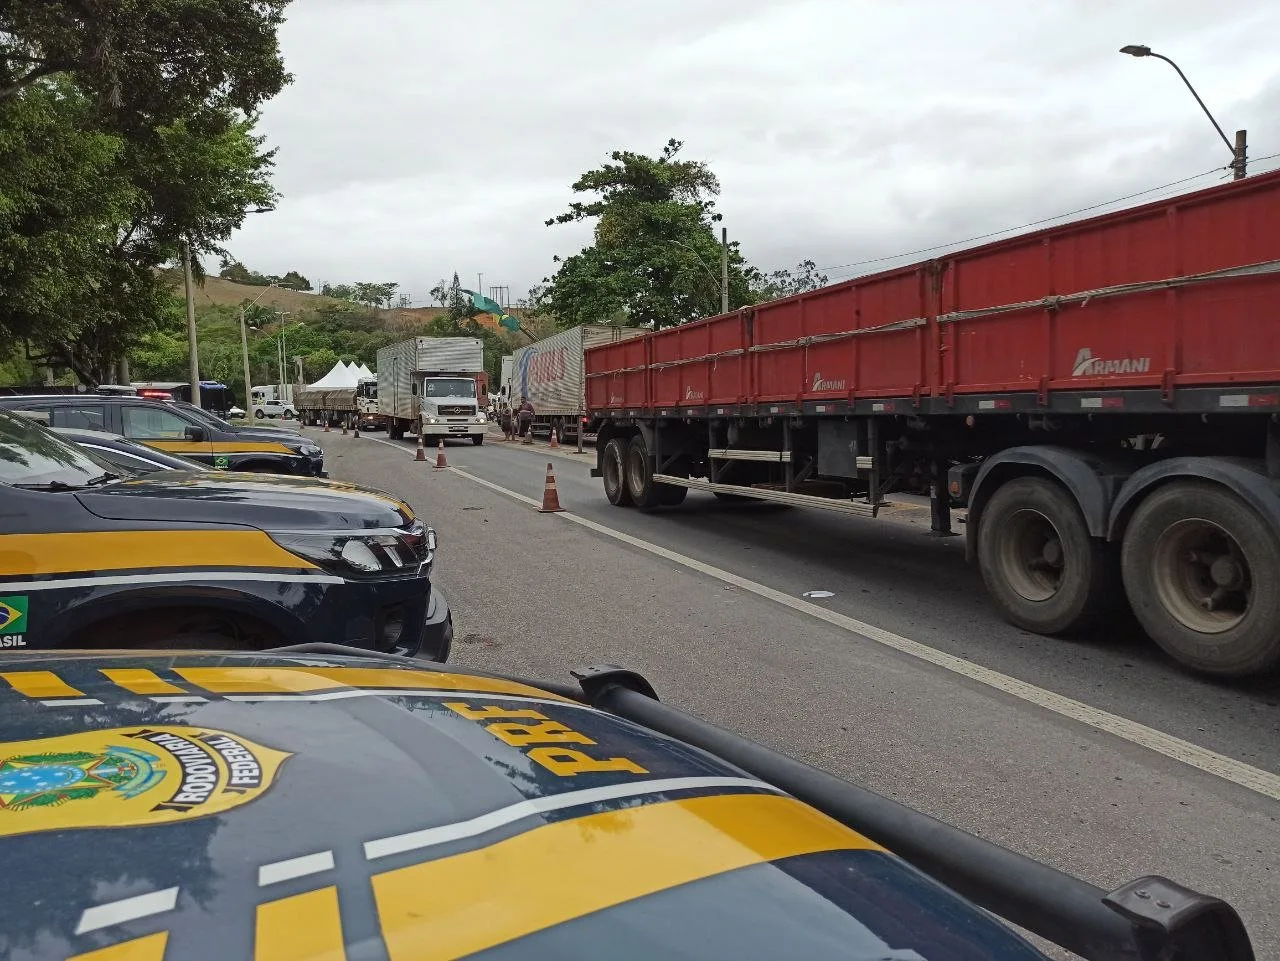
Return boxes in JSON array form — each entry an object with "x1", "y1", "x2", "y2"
[
  {"x1": 472, "y1": 434, "x2": 484, "y2": 446},
  {"x1": 625, "y1": 438, "x2": 664, "y2": 509},
  {"x1": 1121, "y1": 481, "x2": 1280, "y2": 677},
  {"x1": 977, "y1": 476, "x2": 1119, "y2": 636},
  {"x1": 602, "y1": 438, "x2": 633, "y2": 507}
]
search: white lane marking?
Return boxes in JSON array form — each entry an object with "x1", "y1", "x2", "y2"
[
  {"x1": 223, "y1": 688, "x2": 578, "y2": 708},
  {"x1": 446, "y1": 466, "x2": 1280, "y2": 802},
  {"x1": 150, "y1": 695, "x2": 209, "y2": 703},
  {"x1": 364, "y1": 776, "x2": 780, "y2": 861},
  {"x1": 76, "y1": 887, "x2": 179, "y2": 934},
  {"x1": 258, "y1": 850, "x2": 335, "y2": 886},
  {"x1": 7, "y1": 571, "x2": 344, "y2": 592},
  {"x1": 40, "y1": 698, "x2": 102, "y2": 706}
]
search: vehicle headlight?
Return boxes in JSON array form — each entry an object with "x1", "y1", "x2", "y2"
[
  {"x1": 475, "y1": 413, "x2": 487, "y2": 424},
  {"x1": 270, "y1": 525, "x2": 435, "y2": 578},
  {"x1": 425, "y1": 417, "x2": 439, "y2": 425},
  {"x1": 298, "y1": 444, "x2": 322, "y2": 456}
]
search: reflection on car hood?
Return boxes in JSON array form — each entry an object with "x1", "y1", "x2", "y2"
[
  {"x1": 229, "y1": 426, "x2": 302, "y2": 440},
  {"x1": 75, "y1": 472, "x2": 414, "y2": 530},
  {"x1": 0, "y1": 652, "x2": 1046, "y2": 961}
]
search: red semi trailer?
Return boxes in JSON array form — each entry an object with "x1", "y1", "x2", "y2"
[{"x1": 586, "y1": 168, "x2": 1280, "y2": 678}]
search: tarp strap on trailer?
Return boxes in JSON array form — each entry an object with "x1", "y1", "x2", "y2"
[
  {"x1": 748, "y1": 317, "x2": 929, "y2": 353},
  {"x1": 938, "y1": 258, "x2": 1280, "y2": 325}
]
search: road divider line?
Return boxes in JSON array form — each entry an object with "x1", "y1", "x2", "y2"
[{"x1": 444, "y1": 465, "x2": 1280, "y2": 802}]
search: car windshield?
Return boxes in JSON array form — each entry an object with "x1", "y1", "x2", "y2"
[
  {"x1": 0, "y1": 409, "x2": 117, "y2": 488},
  {"x1": 176, "y1": 403, "x2": 231, "y2": 429},
  {"x1": 424, "y1": 378, "x2": 476, "y2": 398}
]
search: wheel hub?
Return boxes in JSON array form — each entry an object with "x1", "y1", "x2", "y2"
[{"x1": 1153, "y1": 519, "x2": 1250, "y2": 634}]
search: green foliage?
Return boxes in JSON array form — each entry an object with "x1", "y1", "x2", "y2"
[
  {"x1": 746, "y1": 259, "x2": 829, "y2": 302},
  {"x1": 535, "y1": 139, "x2": 831, "y2": 330},
  {"x1": 218, "y1": 259, "x2": 312, "y2": 291},
  {"x1": 536, "y1": 139, "x2": 757, "y2": 330},
  {"x1": 0, "y1": 1, "x2": 288, "y2": 386},
  {"x1": 0, "y1": 1, "x2": 291, "y2": 122},
  {"x1": 320, "y1": 281, "x2": 397, "y2": 307}
]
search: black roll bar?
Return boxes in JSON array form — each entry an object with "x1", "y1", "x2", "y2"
[{"x1": 567, "y1": 665, "x2": 1255, "y2": 961}]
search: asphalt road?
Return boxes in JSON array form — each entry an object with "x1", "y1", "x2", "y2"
[{"x1": 316, "y1": 427, "x2": 1280, "y2": 959}]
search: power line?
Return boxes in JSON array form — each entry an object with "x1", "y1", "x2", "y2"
[{"x1": 818, "y1": 163, "x2": 1229, "y2": 279}]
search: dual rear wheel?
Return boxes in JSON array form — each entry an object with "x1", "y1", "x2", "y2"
[
  {"x1": 602, "y1": 436, "x2": 687, "y2": 509},
  {"x1": 978, "y1": 476, "x2": 1280, "y2": 677}
]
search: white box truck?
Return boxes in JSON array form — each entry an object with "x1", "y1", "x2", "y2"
[
  {"x1": 504, "y1": 325, "x2": 644, "y2": 441},
  {"x1": 376, "y1": 337, "x2": 489, "y2": 444}
]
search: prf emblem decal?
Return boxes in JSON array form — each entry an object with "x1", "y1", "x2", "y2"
[
  {"x1": 213, "y1": 455, "x2": 230, "y2": 469},
  {"x1": 0, "y1": 726, "x2": 289, "y2": 837},
  {"x1": 0, "y1": 595, "x2": 27, "y2": 648}
]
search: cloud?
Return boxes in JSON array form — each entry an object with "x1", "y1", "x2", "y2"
[{"x1": 223, "y1": 0, "x2": 1280, "y2": 304}]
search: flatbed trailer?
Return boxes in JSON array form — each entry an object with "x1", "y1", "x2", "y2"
[{"x1": 586, "y1": 168, "x2": 1280, "y2": 678}]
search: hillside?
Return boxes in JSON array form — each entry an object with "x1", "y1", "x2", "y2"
[{"x1": 169, "y1": 272, "x2": 370, "y2": 314}]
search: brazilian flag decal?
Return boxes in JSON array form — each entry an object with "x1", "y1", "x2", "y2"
[{"x1": 0, "y1": 596, "x2": 27, "y2": 635}]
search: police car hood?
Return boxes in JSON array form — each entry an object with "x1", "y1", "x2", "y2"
[
  {"x1": 0, "y1": 651, "x2": 1046, "y2": 961},
  {"x1": 75, "y1": 473, "x2": 414, "y2": 530}
]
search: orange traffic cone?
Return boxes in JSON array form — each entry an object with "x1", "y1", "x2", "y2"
[
  {"x1": 434, "y1": 439, "x2": 448, "y2": 470},
  {"x1": 549, "y1": 427, "x2": 559, "y2": 449},
  {"x1": 341, "y1": 420, "x2": 348, "y2": 435},
  {"x1": 415, "y1": 434, "x2": 426, "y2": 461},
  {"x1": 324, "y1": 420, "x2": 330, "y2": 433},
  {"x1": 538, "y1": 462, "x2": 563, "y2": 513},
  {"x1": 353, "y1": 420, "x2": 360, "y2": 438}
]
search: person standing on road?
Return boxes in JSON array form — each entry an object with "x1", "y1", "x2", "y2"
[{"x1": 517, "y1": 396, "x2": 535, "y2": 444}]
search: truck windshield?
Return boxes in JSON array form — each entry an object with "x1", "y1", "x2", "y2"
[
  {"x1": 424, "y1": 378, "x2": 476, "y2": 398},
  {"x1": 0, "y1": 409, "x2": 116, "y2": 489}
]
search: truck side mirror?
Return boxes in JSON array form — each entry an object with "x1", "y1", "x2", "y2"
[{"x1": 184, "y1": 425, "x2": 207, "y2": 442}]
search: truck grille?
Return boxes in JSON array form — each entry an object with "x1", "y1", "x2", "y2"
[{"x1": 438, "y1": 405, "x2": 476, "y2": 416}]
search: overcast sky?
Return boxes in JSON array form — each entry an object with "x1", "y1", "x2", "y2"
[{"x1": 223, "y1": 0, "x2": 1280, "y2": 305}]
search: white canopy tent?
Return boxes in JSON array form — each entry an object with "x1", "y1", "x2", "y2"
[{"x1": 307, "y1": 361, "x2": 361, "y2": 391}]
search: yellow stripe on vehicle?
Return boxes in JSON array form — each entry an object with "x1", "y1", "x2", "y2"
[
  {"x1": 255, "y1": 887, "x2": 347, "y2": 961},
  {"x1": 0, "y1": 670, "x2": 84, "y2": 699},
  {"x1": 145, "y1": 440, "x2": 298, "y2": 455},
  {"x1": 174, "y1": 666, "x2": 575, "y2": 702},
  {"x1": 100, "y1": 668, "x2": 187, "y2": 695},
  {"x1": 0, "y1": 530, "x2": 318, "y2": 575},
  {"x1": 371, "y1": 793, "x2": 880, "y2": 961},
  {"x1": 66, "y1": 932, "x2": 168, "y2": 961}
]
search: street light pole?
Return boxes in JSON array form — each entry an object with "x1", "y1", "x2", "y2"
[
  {"x1": 1120, "y1": 44, "x2": 1246, "y2": 179},
  {"x1": 181, "y1": 238, "x2": 202, "y2": 409}
]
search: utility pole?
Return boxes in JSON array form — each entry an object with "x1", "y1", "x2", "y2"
[
  {"x1": 239, "y1": 307, "x2": 254, "y2": 417},
  {"x1": 1233, "y1": 129, "x2": 1248, "y2": 180},
  {"x1": 721, "y1": 227, "x2": 729, "y2": 315},
  {"x1": 182, "y1": 238, "x2": 201, "y2": 408}
]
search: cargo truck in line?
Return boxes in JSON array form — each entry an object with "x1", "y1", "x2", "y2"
[
  {"x1": 296, "y1": 376, "x2": 379, "y2": 429},
  {"x1": 376, "y1": 337, "x2": 490, "y2": 443},
  {"x1": 586, "y1": 168, "x2": 1280, "y2": 678},
  {"x1": 500, "y1": 325, "x2": 645, "y2": 441}
]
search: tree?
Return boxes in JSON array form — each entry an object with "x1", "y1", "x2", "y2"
[
  {"x1": 747, "y1": 259, "x2": 829, "y2": 302},
  {"x1": 0, "y1": 84, "x2": 278, "y2": 384},
  {"x1": 0, "y1": 1, "x2": 291, "y2": 123},
  {"x1": 535, "y1": 139, "x2": 755, "y2": 330},
  {"x1": 279, "y1": 269, "x2": 311, "y2": 291}
]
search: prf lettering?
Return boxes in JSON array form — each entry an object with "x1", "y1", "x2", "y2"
[{"x1": 445, "y1": 701, "x2": 648, "y2": 776}]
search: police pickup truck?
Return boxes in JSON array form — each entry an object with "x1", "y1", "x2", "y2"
[
  {"x1": 0, "y1": 393, "x2": 324, "y2": 476},
  {"x1": 0, "y1": 408, "x2": 450, "y2": 658}
]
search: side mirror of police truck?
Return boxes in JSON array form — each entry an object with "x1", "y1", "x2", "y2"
[{"x1": 184, "y1": 425, "x2": 207, "y2": 442}]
